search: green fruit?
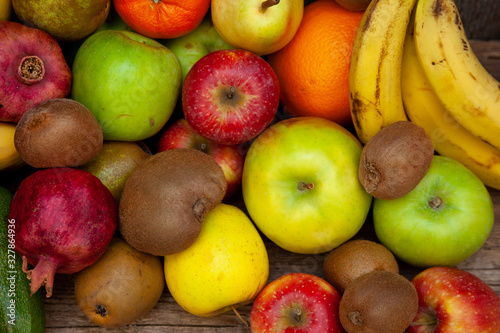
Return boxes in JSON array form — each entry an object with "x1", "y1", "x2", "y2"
[
  {"x1": 71, "y1": 30, "x2": 182, "y2": 141},
  {"x1": 12, "y1": 0, "x2": 110, "y2": 42},
  {"x1": 160, "y1": 16, "x2": 233, "y2": 83},
  {"x1": 80, "y1": 141, "x2": 151, "y2": 203},
  {"x1": 0, "y1": 186, "x2": 46, "y2": 332}
]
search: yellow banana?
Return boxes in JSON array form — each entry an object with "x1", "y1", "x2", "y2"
[
  {"x1": 402, "y1": 15, "x2": 500, "y2": 190},
  {"x1": 349, "y1": 0, "x2": 416, "y2": 144},
  {"x1": 0, "y1": 122, "x2": 24, "y2": 171},
  {"x1": 414, "y1": 0, "x2": 500, "y2": 150}
]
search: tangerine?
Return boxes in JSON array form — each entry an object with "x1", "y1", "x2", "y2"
[
  {"x1": 113, "y1": 0, "x2": 210, "y2": 39},
  {"x1": 267, "y1": 0, "x2": 363, "y2": 126}
]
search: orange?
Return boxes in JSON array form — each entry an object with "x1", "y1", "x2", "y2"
[
  {"x1": 113, "y1": 0, "x2": 210, "y2": 39},
  {"x1": 267, "y1": 0, "x2": 363, "y2": 126}
]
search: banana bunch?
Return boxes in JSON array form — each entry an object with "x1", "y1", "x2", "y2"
[
  {"x1": 0, "y1": 121, "x2": 24, "y2": 171},
  {"x1": 350, "y1": 0, "x2": 500, "y2": 190}
]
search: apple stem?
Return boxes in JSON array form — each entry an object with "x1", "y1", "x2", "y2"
[
  {"x1": 227, "y1": 86, "x2": 237, "y2": 99},
  {"x1": 261, "y1": 0, "x2": 280, "y2": 11},
  {"x1": 428, "y1": 196, "x2": 443, "y2": 209},
  {"x1": 231, "y1": 305, "x2": 249, "y2": 326},
  {"x1": 294, "y1": 308, "x2": 302, "y2": 322},
  {"x1": 153, "y1": 0, "x2": 161, "y2": 3},
  {"x1": 298, "y1": 182, "x2": 314, "y2": 191}
]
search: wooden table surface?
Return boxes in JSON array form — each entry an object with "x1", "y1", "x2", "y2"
[{"x1": 24, "y1": 39, "x2": 500, "y2": 332}]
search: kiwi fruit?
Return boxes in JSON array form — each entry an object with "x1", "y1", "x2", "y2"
[
  {"x1": 14, "y1": 98, "x2": 103, "y2": 168},
  {"x1": 339, "y1": 270, "x2": 419, "y2": 333},
  {"x1": 358, "y1": 121, "x2": 434, "y2": 200},
  {"x1": 323, "y1": 239, "x2": 399, "y2": 293},
  {"x1": 119, "y1": 148, "x2": 227, "y2": 256},
  {"x1": 74, "y1": 237, "x2": 165, "y2": 328},
  {"x1": 334, "y1": 0, "x2": 371, "y2": 11}
]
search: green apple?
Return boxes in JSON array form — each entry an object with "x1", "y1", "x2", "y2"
[
  {"x1": 71, "y1": 30, "x2": 182, "y2": 141},
  {"x1": 211, "y1": 0, "x2": 304, "y2": 55},
  {"x1": 242, "y1": 116, "x2": 373, "y2": 254},
  {"x1": 373, "y1": 155, "x2": 494, "y2": 268},
  {"x1": 164, "y1": 203, "x2": 269, "y2": 317},
  {"x1": 160, "y1": 16, "x2": 234, "y2": 83}
]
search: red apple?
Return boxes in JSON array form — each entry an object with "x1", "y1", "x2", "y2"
[
  {"x1": 408, "y1": 266, "x2": 500, "y2": 333},
  {"x1": 182, "y1": 49, "x2": 280, "y2": 145},
  {"x1": 250, "y1": 272, "x2": 344, "y2": 332},
  {"x1": 157, "y1": 118, "x2": 245, "y2": 200}
]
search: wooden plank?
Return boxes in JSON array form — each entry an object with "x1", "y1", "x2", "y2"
[{"x1": 470, "y1": 40, "x2": 500, "y2": 80}]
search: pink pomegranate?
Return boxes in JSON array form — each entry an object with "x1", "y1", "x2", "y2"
[
  {"x1": 9, "y1": 168, "x2": 117, "y2": 297},
  {"x1": 0, "y1": 21, "x2": 72, "y2": 123}
]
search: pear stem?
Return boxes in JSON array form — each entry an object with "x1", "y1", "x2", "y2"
[
  {"x1": 261, "y1": 0, "x2": 280, "y2": 11},
  {"x1": 231, "y1": 305, "x2": 249, "y2": 326}
]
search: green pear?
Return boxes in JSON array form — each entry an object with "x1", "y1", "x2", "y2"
[
  {"x1": 80, "y1": 141, "x2": 151, "y2": 203},
  {"x1": 12, "y1": 0, "x2": 111, "y2": 42}
]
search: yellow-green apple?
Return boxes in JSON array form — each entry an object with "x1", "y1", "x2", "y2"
[
  {"x1": 242, "y1": 116, "x2": 373, "y2": 254},
  {"x1": 0, "y1": 0, "x2": 12, "y2": 21},
  {"x1": 182, "y1": 49, "x2": 279, "y2": 145},
  {"x1": 12, "y1": 0, "x2": 110, "y2": 42},
  {"x1": 250, "y1": 272, "x2": 343, "y2": 332},
  {"x1": 80, "y1": 141, "x2": 151, "y2": 203},
  {"x1": 408, "y1": 266, "x2": 500, "y2": 333},
  {"x1": 164, "y1": 203, "x2": 269, "y2": 317},
  {"x1": 71, "y1": 30, "x2": 182, "y2": 141},
  {"x1": 160, "y1": 17, "x2": 234, "y2": 84},
  {"x1": 157, "y1": 118, "x2": 245, "y2": 200},
  {"x1": 211, "y1": 0, "x2": 304, "y2": 55},
  {"x1": 373, "y1": 155, "x2": 494, "y2": 267}
]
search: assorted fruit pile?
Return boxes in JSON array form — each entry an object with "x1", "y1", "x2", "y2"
[{"x1": 1, "y1": 0, "x2": 500, "y2": 332}]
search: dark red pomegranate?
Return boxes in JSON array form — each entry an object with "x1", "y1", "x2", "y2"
[
  {"x1": 0, "y1": 21, "x2": 72, "y2": 123},
  {"x1": 9, "y1": 168, "x2": 117, "y2": 297}
]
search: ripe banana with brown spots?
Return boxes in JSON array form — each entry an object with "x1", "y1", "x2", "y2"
[
  {"x1": 348, "y1": 0, "x2": 417, "y2": 144},
  {"x1": 402, "y1": 13, "x2": 500, "y2": 190},
  {"x1": 414, "y1": 0, "x2": 500, "y2": 151}
]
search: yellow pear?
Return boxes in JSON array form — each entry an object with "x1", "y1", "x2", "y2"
[{"x1": 164, "y1": 203, "x2": 269, "y2": 317}]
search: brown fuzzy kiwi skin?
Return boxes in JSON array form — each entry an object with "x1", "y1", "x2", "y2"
[
  {"x1": 358, "y1": 121, "x2": 434, "y2": 200},
  {"x1": 14, "y1": 98, "x2": 103, "y2": 168},
  {"x1": 323, "y1": 239, "x2": 399, "y2": 293},
  {"x1": 339, "y1": 270, "x2": 419, "y2": 333},
  {"x1": 118, "y1": 148, "x2": 227, "y2": 256}
]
